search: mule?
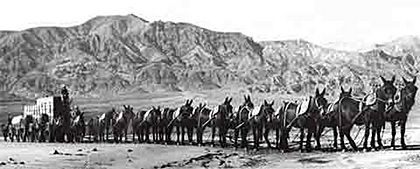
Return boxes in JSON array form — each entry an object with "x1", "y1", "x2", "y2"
[
  {"x1": 69, "y1": 112, "x2": 85, "y2": 142},
  {"x1": 233, "y1": 95, "x2": 254, "y2": 149},
  {"x1": 168, "y1": 100, "x2": 194, "y2": 145},
  {"x1": 249, "y1": 100, "x2": 276, "y2": 150},
  {"x1": 191, "y1": 103, "x2": 212, "y2": 146},
  {"x1": 86, "y1": 116, "x2": 100, "y2": 142},
  {"x1": 1, "y1": 124, "x2": 9, "y2": 141},
  {"x1": 161, "y1": 108, "x2": 176, "y2": 144},
  {"x1": 113, "y1": 105, "x2": 135, "y2": 143},
  {"x1": 132, "y1": 110, "x2": 146, "y2": 143},
  {"x1": 385, "y1": 76, "x2": 417, "y2": 149},
  {"x1": 138, "y1": 106, "x2": 162, "y2": 143},
  {"x1": 38, "y1": 114, "x2": 50, "y2": 142},
  {"x1": 99, "y1": 108, "x2": 116, "y2": 142},
  {"x1": 210, "y1": 97, "x2": 233, "y2": 147},
  {"x1": 280, "y1": 88, "x2": 328, "y2": 152}
]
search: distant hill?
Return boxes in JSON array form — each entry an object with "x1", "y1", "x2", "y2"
[{"x1": 0, "y1": 14, "x2": 417, "y2": 101}]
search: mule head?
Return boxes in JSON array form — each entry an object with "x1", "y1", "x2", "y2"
[
  {"x1": 223, "y1": 97, "x2": 234, "y2": 116},
  {"x1": 152, "y1": 106, "x2": 162, "y2": 122},
  {"x1": 262, "y1": 100, "x2": 275, "y2": 122},
  {"x1": 242, "y1": 95, "x2": 254, "y2": 109},
  {"x1": 180, "y1": 100, "x2": 194, "y2": 119},
  {"x1": 192, "y1": 103, "x2": 206, "y2": 118},
  {"x1": 340, "y1": 86, "x2": 353, "y2": 99},
  {"x1": 379, "y1": 75, "x2": 397, "y2": 104},
  {"x1": 314, "y1": 88, "x2": 328, "y2": 113},
  {"x1": 123, "y1": 105, "x2": 135, "y2": 120},
  {"x1": 402, "y1": 76, "x2": 418, "y2": 106}
]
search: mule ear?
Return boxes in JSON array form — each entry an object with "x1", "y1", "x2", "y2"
[
  {"x1": 315, "y1": 88, "x2": 320, "y2": 96},
  {"x1": 391, "y1": 75, "x2": 396, "y2": 83},
  {"x1": 349, "y1": 88, "x2": 352, "y2": 94},
  {"x1": 264, "y1": 100, "x2": 268, "y2": 105},
  {"x1": 403, "y1": 76, "x2": 409, "y2": 84},
  {"x1": 270, "y1": 101, "x2": 275, "y2": 106},
  {"x1": 189, "y1": 99, "x2": 193, "y2": 105},
  {"x1": 247, "y1": 95, "x2": 251, "y2": 101},
  {"x1": 321, "y1": 88, "x2": 326, "y2": 96},
  {"x1": 413, "y1": 76, "x2": 417, "y2": 84},
  {"x1": 228, "y1": 97, "x2": 233, "y2": 103},
  {"x1": 380, "y1": 75, "x2": 387, "y2": 84},
  {"x1": 244, "y1": 95, "x2": 248, "y2": 101},
  {"x1": 341, "y1": 86, "x2": 345, "y2": 93}
]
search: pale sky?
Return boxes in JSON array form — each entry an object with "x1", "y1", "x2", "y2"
[{"x1": 1, "y1": 0, "x2": 420, "y2": 50}]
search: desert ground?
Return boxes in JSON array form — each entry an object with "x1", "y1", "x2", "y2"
[{"x1": 1, "y1": 89, "x2": 420, "y2": 169}]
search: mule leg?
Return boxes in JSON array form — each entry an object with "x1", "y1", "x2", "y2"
[
  {"x1": 391, "y1": 121, "x2": 396, "y2": 149},
  {"x1": 176, "y1": 126, "x2": 180, "y2": 145},
  {"x1": 181, "y1": 127, "x2": 185, "y2": 145},
  {"x1": 279, "y1": 128, "x2": 289, "y2": 151},
  {"x1": 376, "y1": 124, "x2": 384, "y2": 149},
  {"x1": 187, "y1": 126, "x2": 193, "y2": 145},
  {"x1": 306, "y1": 127, "x2": 314, "y2": 152},
  {"x1": 211, "y1": 126, "x2": 216, "y2": 146},
  {"x1": 370, "y1": 126, "x2": 377, "y2": 150},
  {"x1": 299, "y1": 128, "x2": 305, "y2": 152},
  {"x1": 275, "y1": 128, "x2": 280, "y2": 149},
  {"x1": 264, "y1": 128, "x2": 271, "y2": 148},
  {"x1": 252, "y1": 125, "x2": 258, "y2": 150},
  {"x1": 333, "y1": 127, "x2": 338, "y2": 149},
  {"x1": 344, "y1": 129, "x2": 358, "y2": 151},
  {"x1": 219, "y1": 127, "x2": 225, "y2": 148},
  {"x1": 241, "y1": 128, "x2": 248, "y2": 148},
  {"x1": 363, "y1": 123, "x2": 370, "y2": 150},
  {"x1": 401, "y1": 120, "x2": 407, "y2": 150},
  {"x1": 339, "y1": 128, "x2": 346, "y2": 150},
  {"x1": 315, "y1": 125, "x2": 324, "y2": 150},
  {"x1": 234, "y1": 128, "x2": 239, "y2": 148}
]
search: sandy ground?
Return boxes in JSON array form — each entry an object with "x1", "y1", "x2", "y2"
[{"x1": 0, "y1": 126, "x2": 420, "y2": 169}]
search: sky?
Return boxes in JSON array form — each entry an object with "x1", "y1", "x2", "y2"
[{"x1": 1, "y1": 0, "x2": 420, "y2": 51}]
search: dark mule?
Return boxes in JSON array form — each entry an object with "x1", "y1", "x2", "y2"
[
  {"x1": 87, "y1": 116, "x2": 100, "y2": 142},
  {"x1": 191, "y1": 103, "x2": 212, "y2": 146},
  {"x1": 360, "y1": 76, "x2": 397, "y2": 150},
  {"x1": 1, "y1": 124, "x2": 9, "y2": 141},
  {"x1": 280, "y1": 88, "x2": 328, "y2": 152},
  {"x1": 316, "y1": 101, "x2": 340, "y2": 150},
  {"x1": 113, "y1": 105, "x2": 135, "y2": 143},
  {"x1": 132, "y1": 110, "x2": 146, "y2": 143},
  {"x1": 38, "y1": 114, "x2": 50, "y2": 142},
  {"x1": 385, "y1": 76, "x2": 417, "y2": 149},
  {"x1": 99, "y1": 108, "x2": 116, "y2": 142},
  {"x1": 210, "y1": 97, "x2": 233, "y2": 147},
  {"x1": 233, "y1": 95, "x2": 254, "y2": 149},
  {"x1": 138, "y1": 106, "x2": 162, "y2": 143},
  {"x1": 170, "y1": 100, "x2": 194, "y2": 145},
  {"x1": 249, "y1": 100, "x2": 276, "y2": 150},
  {"x1": 161, "y1": 108, "x2": 176, "y2": 144},
  {"x1": 69, "y1": 112, "x2": 85, "y2": 142}
]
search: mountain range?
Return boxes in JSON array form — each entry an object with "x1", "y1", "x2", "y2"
[{"x1": 0, "y1": 14, "x2": 419, "y2": 101}]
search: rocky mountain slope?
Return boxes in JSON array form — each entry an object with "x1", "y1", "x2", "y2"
[{"x1": 0, "y1": 14, "x2": 417, "y2": 100}]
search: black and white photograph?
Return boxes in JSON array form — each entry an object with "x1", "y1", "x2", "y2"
[{"x1": 1, "y1": 0, "x2": 420, "y2": 168}]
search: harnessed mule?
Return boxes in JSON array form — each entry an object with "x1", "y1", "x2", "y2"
[
  {"x1": 233, "y1": 95, "x2": 254, "y2": 149},
  {"x1": 249, "y1": 100, "x2": 275, "y2": 150},
  {"x1": 280, "y1": 88, "x2": 328, "y2": 152},
  {"x1": 384, "y1": 76, "x2": 417, "y2": 150},
  {"x1": 113, "y1": 105, "x2": 135, "y2": 143},
  {"x1": 168, "y1": 100, "x2": 194, "y2": 145}
]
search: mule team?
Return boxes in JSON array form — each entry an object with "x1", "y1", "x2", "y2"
[{"x1": 1, "y1": 75, "x2": 417, "y2": 152}]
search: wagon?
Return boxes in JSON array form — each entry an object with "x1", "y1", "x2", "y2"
[{"x1": 23, "y1": 96, "x2": 64, "y2": 123}]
